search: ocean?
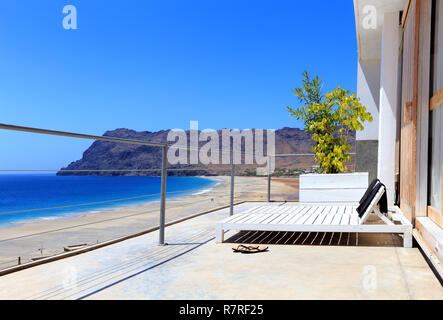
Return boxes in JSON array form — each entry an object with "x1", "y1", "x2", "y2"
[{"x1": 0, "y1": 174, "x2": 218, "y2": 228}]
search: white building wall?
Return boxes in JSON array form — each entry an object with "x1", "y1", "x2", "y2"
[
  {"x1": 356, "y1": 59, "x2": 380, "y2": 141},
  {"x1": 355, "y1": 59, "x2": 380, "y2": 183},
  {"x1": 377, "y1": 12, "x2": 401, "y2": 205}
]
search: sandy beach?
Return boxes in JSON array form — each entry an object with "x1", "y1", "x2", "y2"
[{"x1": 0, "y1": 176, "x2": 298, "y2": 269}]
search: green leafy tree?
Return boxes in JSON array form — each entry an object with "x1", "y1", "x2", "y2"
[{"x1": 287, "y1": 71, "x2": 373, "y2": 174}]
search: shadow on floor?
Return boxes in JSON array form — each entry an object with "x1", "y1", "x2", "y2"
[{"x1": 226, "y1": 231, "x2": 403, "y2": 247}]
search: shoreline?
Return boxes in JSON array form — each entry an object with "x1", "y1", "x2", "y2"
[
  {"x1": 0, "y1": 176, "x2": 298, "y2": 269},
  {"x1": 0, "y1": 176, "x2": 221, "y2": 231}
]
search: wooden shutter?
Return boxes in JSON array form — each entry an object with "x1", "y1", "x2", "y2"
[{"x1": 400, "y1": 0, "x2": 421, "y2": 223}]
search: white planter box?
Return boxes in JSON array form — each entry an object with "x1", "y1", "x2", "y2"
[{"x1": 299, "y1": 172, "x2": 369, "y2": 203}]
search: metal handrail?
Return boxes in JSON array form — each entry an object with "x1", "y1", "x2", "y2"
[
  {"x1": 0, "y1": 123, "x2": 169, "y2": 245},
  {"x1": 0, "y1": 123, "x2": 167, "y2": 148}
]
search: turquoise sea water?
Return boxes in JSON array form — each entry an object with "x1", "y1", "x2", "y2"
[{"x1": 0, "y1": 175, "x2": 218, "y2": 227}]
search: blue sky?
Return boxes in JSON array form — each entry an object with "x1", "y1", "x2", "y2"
[{"x1": 0, "y1": 0, "x2": 358, "y2": 169}]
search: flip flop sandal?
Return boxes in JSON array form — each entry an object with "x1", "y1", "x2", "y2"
[
  {"x1": 242, "y1": 246, "x2": 269, "y2": 254},
  {"x1": 232, "y1": 245, "x2": 254, "y2": 253},
  {"x1": 232, "y1": 245, "x2": 269, "y2": 254}
]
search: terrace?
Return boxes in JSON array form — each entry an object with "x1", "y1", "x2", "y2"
[
  {"x1": 0, "y1": 202, "x2": 442, "y2": 300},
  {"x1": 0, "y1": 122, "x2": 442, "y2": 300}
]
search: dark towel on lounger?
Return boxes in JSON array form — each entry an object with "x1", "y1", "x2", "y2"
[
  {"x1": 356, "y1": 180, "x2": 388, "y2": 218},
  {"x1": 359, "y1": 179, "x2": 380, "y2": 205}
]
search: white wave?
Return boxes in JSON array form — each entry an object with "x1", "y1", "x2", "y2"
[{"x1": 192, "y1": 188, "x2": 213, "y2": 195}]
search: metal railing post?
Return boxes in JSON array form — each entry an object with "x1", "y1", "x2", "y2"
[
  {"x1": 230, "y1": 149, "x2": 234, "y2": 216},
  {"x1": 159, "y1": 145, "x2": 168, "y2": 245},
  {"x1": 267, "y1": 155, "x2": 271, "y2": 202}
]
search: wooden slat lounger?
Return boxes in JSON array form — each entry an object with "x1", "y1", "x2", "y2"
[{"x1": 216, "y1": 186, "x2": 413, "y2": 248}]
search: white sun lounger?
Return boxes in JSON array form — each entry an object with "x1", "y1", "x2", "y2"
[{"x1": 216, "y1": 186, "x2": 413, "y2": 247}]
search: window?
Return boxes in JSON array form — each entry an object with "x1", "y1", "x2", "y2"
[{"x1": 429, "y1": 0, "x2": 443, "y2": 211}]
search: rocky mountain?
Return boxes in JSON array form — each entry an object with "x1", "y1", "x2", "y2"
[{"x1": 57, "y1": 127, "x2": 356, "y2": 176}]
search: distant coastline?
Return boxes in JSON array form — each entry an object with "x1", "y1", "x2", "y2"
[{"x1": 57, "y1": 127, "x2": 347, "y2": 177}]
